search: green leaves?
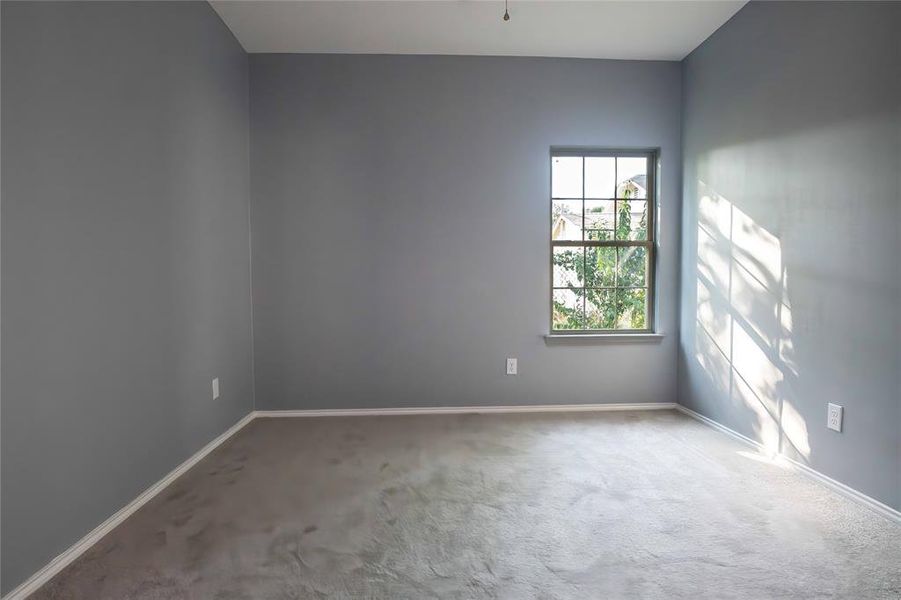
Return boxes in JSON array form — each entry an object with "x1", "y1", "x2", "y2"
[{"x1": 551, "y1": 242, "x2": 648, "y2": 331}]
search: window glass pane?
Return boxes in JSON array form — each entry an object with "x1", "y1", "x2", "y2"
[
  {"x1": 615, "y1": 199, "x2": 648, "y2": 240},
  {"x1": 552, "y1": 199, "x2": 583, "y2": 240},
  {"x1": 549, "y1": 152, "x2": 654, "y2": 333},
  {"x1": 617, "y1": 246, "x2": 647, "y2": 287},
  {"x1": 584, "y1": 246, "x2": 615, "y2": 288},
  {"x1": 616, "y1": 157, "x2": 647, "y2": 199},
  {"x1": 553, "y1": 289, "x2": 584, "y2": 330},
  {"x1": 552, "y1": 156, "x2": 582, "y2": 199},
  {"x1": 584, "y1": 199, "x2": 614, "y2": 240},
  {"x1": 553, "y1": 246, "x2": 584, "y2": 287},
  {"x1": 616, "y1": 288, "x2": 647, "y2": 329},
  {"x1": 584, "y1": 157, "x2": 615, "y2": 198},
  {"x1": 585, "y1": 289, "x2": 616, "y2": 329}
]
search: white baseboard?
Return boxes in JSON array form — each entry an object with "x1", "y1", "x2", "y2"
[
  {"x1": 254, "y1": 402, "x2": 678, "y2": 419},
  {"x1": 675, "y1": 404, "x2": 765, "y2": 451},
  {"x1": 675, "y1": 404, "x2": 901, "y2": 524},
  {"x1": 776, "y1": 454, "x2": 901, "y2": 523},
  {"x1": 2, "y1": 412, "x2": 256, "y2": 600}
]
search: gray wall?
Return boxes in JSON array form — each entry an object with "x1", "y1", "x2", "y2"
[
  {"x1": 250, "y1": 55, "x2": 682, "y2": 411},
  {"x1": 1, "y1": 2, "x2": 253, "y2": 592},
  {"x1": 679, "y1": 1, "x2": 901, "y2": 510}
]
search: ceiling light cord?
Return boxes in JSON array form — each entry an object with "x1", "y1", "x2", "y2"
[{"x1": 503, "y1": 0, "x2": 510, "y2": 22}]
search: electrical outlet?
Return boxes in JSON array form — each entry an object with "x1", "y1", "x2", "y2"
[
  {"x1": 212, "y1": 377, "x2": 220, "y2": 400},
  {"x1": 506, "y1": 358, "x2": 517, "y2": 375},
  {"x1": 827, "y1": 403, "x2": 842, "y2": 432}
]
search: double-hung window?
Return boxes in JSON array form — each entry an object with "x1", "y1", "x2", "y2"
[{"x1": 550, "y1": 149, "x2": 657, "y2": 333}]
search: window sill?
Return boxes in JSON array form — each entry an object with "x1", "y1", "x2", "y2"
[{"x1": 543, "y1": 333, "x2": 665, "y2": 344}]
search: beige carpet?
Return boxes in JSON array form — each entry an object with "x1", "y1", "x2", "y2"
[{"x1": 33, "y1": 410, "x2": 901, "y2": 599}]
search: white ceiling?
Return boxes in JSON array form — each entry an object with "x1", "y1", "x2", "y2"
[{"x1": 210, "y1": 1, "x2": 746, "y2": 61}]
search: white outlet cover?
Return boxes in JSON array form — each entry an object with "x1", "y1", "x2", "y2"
[
  {"x1": 212, "y1": 377, "x2": 220, "y2": 400},
  {"x1": 827, "y1": 403, "x2": 842, "y2": 432},
  {"x1": 506, "y1": 358, "x2": 517, "y2": 375}
]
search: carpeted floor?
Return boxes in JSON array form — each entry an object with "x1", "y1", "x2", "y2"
[{"x1": 33, "y1": 410, "x2": 901, "y2": 599}]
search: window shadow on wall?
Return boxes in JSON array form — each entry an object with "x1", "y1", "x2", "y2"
[{"x1": 691, "y1": 181, "x2": 809, "y2": 461}]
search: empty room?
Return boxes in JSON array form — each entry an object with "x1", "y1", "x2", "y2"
[{"x1": 1, "y1": 0, "x2": 899, "y2": 598}]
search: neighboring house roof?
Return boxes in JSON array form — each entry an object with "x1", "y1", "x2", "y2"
[
  {"x1": 617, "y1": 176, "x2": 646, "y2": 198},
  {"x1": 552, "y1": 214, "x2": 583, "y2": 240},
  {"x1": 554, "y1": 202, "x2": 645, "y2": 240},
  {"x1": 630, "y1": 174, "x2": 647, "y2": 191}
]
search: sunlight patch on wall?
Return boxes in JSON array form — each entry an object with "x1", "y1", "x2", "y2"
[
  {"x1": 693, "y1": 181, "x2": 808, "y2": 460},
  {"x1": 781, "y1": 401, "x2": 810, "y2": 459},
  {"x1": 696, "y1": 277, "x2": 730, "y2": 359}
]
